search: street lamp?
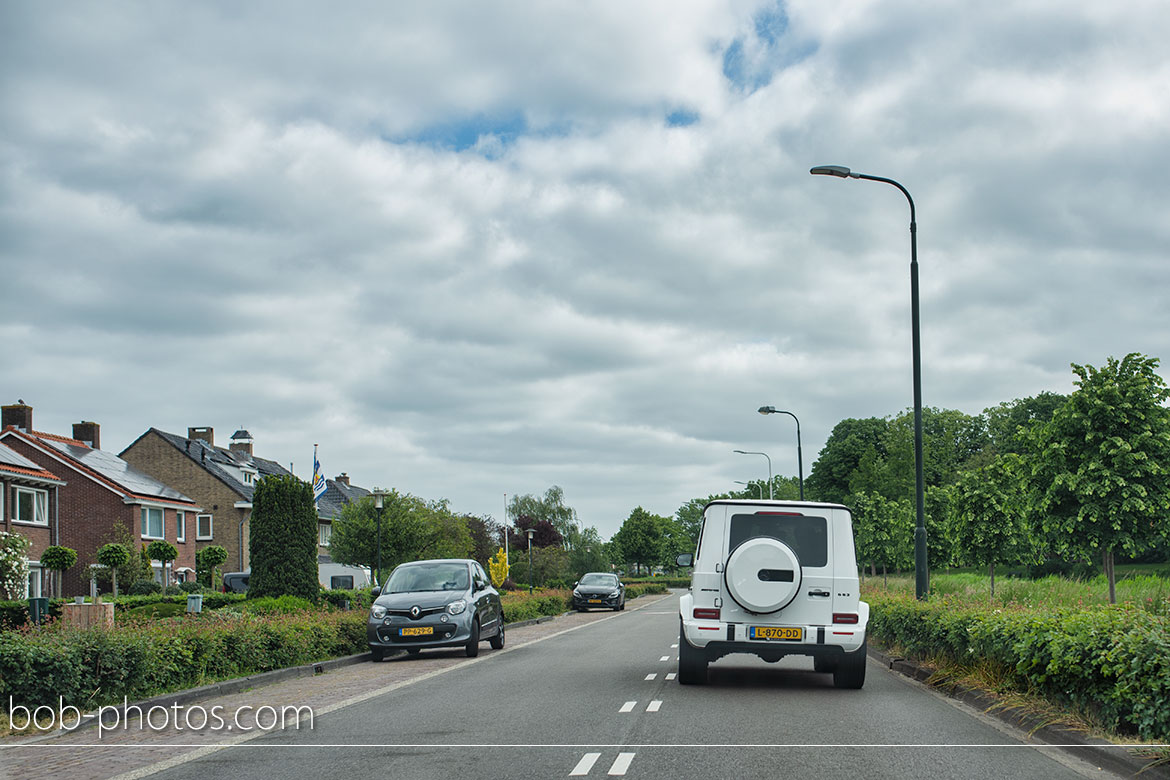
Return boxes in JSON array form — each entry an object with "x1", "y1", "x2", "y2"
[
  {"x1": 758, "y1": 406, "x2": 804, "y2": 500},
  {"x1": 526, "y1": 528, "x2": 535, "y2": 594},
  {"x1": 733, "y1": 450, "x2": 772, "y2": 499},
  {"x1": 734, "y1": 480, "x2": 763, "y2": 499},
  {"x1": 372, "y1": 487, "x2": 389, "y2": 587},
  {"x1": 811, "y1": 164, "x2": 928, "y2": 600}
]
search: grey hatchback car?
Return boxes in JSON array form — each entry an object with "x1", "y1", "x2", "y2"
[{"x1": 367, "y1": 558, "x2": 504, "y2": 661}]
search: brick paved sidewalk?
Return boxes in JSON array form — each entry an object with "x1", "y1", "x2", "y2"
[{"x1": 0, "y1": 593, "x2": 675, "y2": 780}]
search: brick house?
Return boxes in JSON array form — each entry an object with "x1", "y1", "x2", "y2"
[
  {"x1": 1, "y1": 437, "x2": 66, "y2": 599},
  {"x1": 120, "y1": 426, "x2": 293, "y2": 573},
  {"x1": 315, "y1": 472, "x2": 370, "y2": 562},
  {"x1": 1, "y1": 404, "x2": 200, "y2": 596}
]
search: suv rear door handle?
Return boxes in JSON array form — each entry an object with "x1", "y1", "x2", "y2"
[{"x1": 808, "y1": 589, "x2": 830, "y2": 597}]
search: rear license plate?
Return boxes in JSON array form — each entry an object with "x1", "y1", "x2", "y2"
[
  {"x1": 749, "y1": 626, "x2": 803, "y2": 641},
  {"x1": 400, "y1": 626, "x2": 433, "y2": 637},
  {"x1": 588, "y1": 599, "x2": 603, "y2": 603}
]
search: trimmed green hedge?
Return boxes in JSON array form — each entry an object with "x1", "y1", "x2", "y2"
[
  {"x1": 867, "y1": 592, "x2": 1170, "y2": 742},
  {"x1": 0, "y1": 609, "x2": 367, "y2": 710}
]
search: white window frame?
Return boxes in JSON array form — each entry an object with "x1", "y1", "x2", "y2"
[
  {"x1": 318, "y1": 522, "x2": 332, "y2": 546},
  {"x1": 14, "y1": 486, "x2": 49, "y2": 526},
  {"x1": 26, "y1": 562, "x2": 43, "y2": 599},
  {"x1": 176, "y1": 510, "x2": 186, "y2": 542},
  {"x1": 196, "y1": 513, "x2": 213, "y2": 540},
  {"x1": 141, "y1": 506, "x2": 164, "y2": 539}
]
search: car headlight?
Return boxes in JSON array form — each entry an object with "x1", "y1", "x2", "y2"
[
  {"x1": 610, "y1": 590, "x2": 621, "y2": 597},
  {"x1": 371, "y1": 605, "x2": 387, "y2": 620},
  {"x1": 447, "y1": 599, "x2": 467, "y2": 615},
  {"x1": 572, "y1": 589, "x2": 581, "y2": 597}
]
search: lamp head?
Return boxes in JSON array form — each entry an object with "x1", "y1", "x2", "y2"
[
  {"x1": 372, "y1": 488, "x2": 384, "y2": 509},
  {"x1": 810, "y1": 165, "x2": 855, "y2": 178},
  {"x1": 758, "y1": 406, "x2": 776, "y2": 415},
  {"x1": 526, "y1": 528, "x2": 535, "y2": 539}
]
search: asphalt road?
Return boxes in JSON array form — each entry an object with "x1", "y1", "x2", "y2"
[{"x1": 146, "y1": 591, "x2": 1111, "y2": 780}]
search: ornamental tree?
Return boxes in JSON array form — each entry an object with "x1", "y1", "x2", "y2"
[
  {"x1": 146, "y1": 540, "x2": 178, "y2": 587},
  {"x1": 1029, "y1": 353, "x2": 1170, "y2": 603},
  {"x1": 249, "y1": 474, "x2": 318, "y2": 600},
  {"x1": 96, "y1": 543, "x2": 131, "y2": 596},
  {"x1": 39, "y1": 545, "x2": 78, "y2": 598},
  {"x1": 949, "y1": 454, "x2": 1034, "y2": 596},
  {"x1": 488, "y1": 547, "x2": 510, "y2": 588},
  {"x1": 0, "y1": 531, "x2": 32, "y2": 600},
  {"x1": 196, "y1": 545, "x2": 229, "y2": 589}
]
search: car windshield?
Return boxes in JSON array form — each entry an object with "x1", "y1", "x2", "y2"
[
  {"x1": 579, "y1": 574, "x2": 618, "y2": 587},
  {"x1": 385, "y1": 563, "x2": 470, "y2": 593}
]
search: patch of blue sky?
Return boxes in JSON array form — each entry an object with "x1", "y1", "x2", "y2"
[
  {"x1": 402, "y1": 111, "x2": 528, "y2": 153},
  {"x1": 722, "y1": 2, "x2": 818, "y2": 93},
  {"x1": 666, "y1": 109, "x2": 700, "y2": 127}
]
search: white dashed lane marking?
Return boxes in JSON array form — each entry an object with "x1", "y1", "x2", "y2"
[
  {"x1": 570, "y1": 753, "x2": 601, "y2": 776},
  {"x1": 647, "y1": 700, "x2": 662, "y2": 712},
  {"x1": 619, "y1": 701, "x2": 636, "y2": 713},
  {"x1": 671, "y1": 643, "x2": 678, "y2": 648},
  {"x1": 659, "y1": 655, "x2": 669, "y2": 661},
  {"x1": 644, "y1": 673, "x2": 657, "y2": 680},
  {"x1": 609, "y1": 753, "x2": 636, "y2": 776},
  {"x1": 666, "y1": 672, "x2": 676, "y2": 680}
]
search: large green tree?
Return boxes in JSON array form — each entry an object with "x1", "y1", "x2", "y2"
[
  {"x1": 983, "y1": 392, "x2": 1068, "y2": 457},
  {"x1": 949, "y1": 454, "x2": 1034, "y2": 595},
  {"x1": 611, "y1": 507, "x2": 667, "y2": 575},
  {"x1": 508, "y1": 486, "x2": 580, "y2": 548},
  {"x1": 850, "y1": 491, "x2": 913, "y2": 581},
  {"x1": 806, "y1": 417, "x2": 888, "y2": 504},
  {"x1": 328, "y1": 491, "x2": 455, "y2": 581},
  {"x1": 1029, "y1": 354, "x2": 1170, "y2": 602},
  {"x1": 249, "y1": 474, "x2": 319, "y2": 600}
]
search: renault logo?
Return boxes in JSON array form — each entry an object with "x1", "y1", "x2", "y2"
[{"x1": 410, "y1": 606, "x2": 421, "y2": 618}]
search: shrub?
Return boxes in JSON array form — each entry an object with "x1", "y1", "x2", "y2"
[
  {"x1": 241, "y1": 595, "x2": 318, "y2": 615},
  {"x1": 178, "y1": 581, "x2": 203, "y2": 594},
  {"x1": 128, "y1": 580, "x2": 162, "y2": 596},
  {"x1": 249, "y1": 475, "x2": 318, "y2": 601},
  {"x1": 163, "y1": 585, "x2": 182, "y2": 595}
]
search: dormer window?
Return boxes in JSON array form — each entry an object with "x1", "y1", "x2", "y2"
[{"x1": 243, "y1": 471, "x2": 256, "y2": 485}]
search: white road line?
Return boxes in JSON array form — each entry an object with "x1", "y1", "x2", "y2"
[
  {"x1": 644, "y1": 673, "x2": 657, "y2": 680},
  {"x1": 659, "y1": 655, "x2": 669, "y2": 661},
  {"x1": 671, "y1": 643, "x2": 678, "y2": 648},
  {"x1": 570, "y1": 752, "x2": 601, "y2": 776},
  {"x1": 608, "y1": 753, "x2": 636, "y2": 776},
  {"x1": 619, "y1": 701, "x2": 636, "y2": 713},
  {"x1": 647, "y1": 700, "x2": 662, "y2": 712},
  {"x1": 666, "y1": 672, "x2": 676, "y2": 680}
]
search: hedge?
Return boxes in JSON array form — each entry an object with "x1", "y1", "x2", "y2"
[
  {"x1": 0, "y1": 609, "x2": 367, "y2": 710},
  {"x1": 1, "y1": 593, "x2": 251, "y2": 629},
  {"x1": 867, "y1": 592, "x2": 1170, "y2": 742}
]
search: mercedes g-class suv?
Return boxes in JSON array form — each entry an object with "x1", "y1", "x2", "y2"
[{"x1": 676, "y1": 499, "x2": 868, "y2": 688}]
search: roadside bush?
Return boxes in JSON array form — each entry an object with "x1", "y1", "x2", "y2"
[
  {"x1": 178, "y1": 581, "x2": 203, "y2": 593},
  {"x1": 240, "y1": 596, "x2": 317, "y2": 615},
  {"x1": 163, "y1": 585, "x2": 182, "y2": 595},
  {"x1": 128, "y1": 580, "x2": 162, "y2": 595},
  {"x1": 320, "y1": 588, "x2": 374, "y2": 610},
  {"x1": 867, "y1": 591, "x2": 1170, "y2": 741}
]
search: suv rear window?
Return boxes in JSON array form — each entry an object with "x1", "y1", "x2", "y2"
[{"x1": 729, "y1": 513, "x2": 828, "y2": 568}]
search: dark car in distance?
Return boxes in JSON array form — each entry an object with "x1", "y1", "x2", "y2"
[
  {"x1": 572, "y1": 572, "x2": 625, "y2": 611},
  {"x1": 367, "y1": 559, "x2": 504, "y2": 661}
]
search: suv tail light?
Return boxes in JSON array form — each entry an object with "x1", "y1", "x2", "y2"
[
  {"x1": 833, "y1": 613, "x2": 859, "y2": 624},
  {"x1": 693, "y1": 608, "x2": 721, "y2": 620}
]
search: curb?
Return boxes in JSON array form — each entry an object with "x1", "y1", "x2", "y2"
[{"x1": 868, "y1": 646, "x2": 1170, "y2": 779}]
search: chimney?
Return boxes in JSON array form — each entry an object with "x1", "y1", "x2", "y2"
[
  {"x1": 73, "y1": 421, "x2": 101, "y2": 449},
  {"x1": 229, "y1": 429, "x2": 254, "y2": 457},
  {"x1": 188, "y1": 427, "x2": 214, "y2": 447},
  {"x1": 335, "y1": 473, "x2": 350, "y2": 486},
  {"x1": 2, "y1": 402, "x2": 33, "y2": 432}
]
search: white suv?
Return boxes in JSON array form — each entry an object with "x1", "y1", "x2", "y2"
[{"x1": 676, "y1": 499, "x2": 868, "y2": 688}]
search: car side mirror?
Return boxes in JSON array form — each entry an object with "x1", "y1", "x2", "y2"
[
  {"x1": 676, "y1": 553, "x2": 694, "y2": 567},
  {"x1": 572, "y1": 581, "x2": 578, "y2": 589},
  {"x1": 370, "y1": 586, "x2": 381, "y2": 598}
]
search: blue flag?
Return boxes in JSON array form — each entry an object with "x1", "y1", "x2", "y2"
[{"x1": 312, "y1": 446, "x2": 327, "y2": 503}]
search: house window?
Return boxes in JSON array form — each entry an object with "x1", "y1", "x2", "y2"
[
  {"x1": 14, "y1": 487, "x2": 48, "y2": 525},
  {"x1": 196, "y1": 513, "x2": 213, "y2": 540},
  {"x1": 318, "y1": 523, "x2": 332, "y2": 546},
  {"x1": 176, "y1": 511, "x2": 186, "y2": 542},
  {"x1": 243, "y1": 471, "x2": 255, "y2": 485},
  {"x1": 141, "y1": 506, "x2": 164, "y2": 539},
  {"x1": 27, "y1": 564, "x2": 43, "y2": 599}
]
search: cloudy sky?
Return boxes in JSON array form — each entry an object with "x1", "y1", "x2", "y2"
[{"x1": 4, "y1": 1, "x2": 1168, "y2": 538}]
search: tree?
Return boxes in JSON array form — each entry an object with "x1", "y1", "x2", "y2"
[
  {"x1": 983, "y1": 392, "x2": 1068, "y2": 457},
  {"x1": 91, "y1": 521, "x2": 147, "y2": 593},
  {"x1": 196, "y1": 545, "x2": 229, "y2": 589},
  {"x1": 611, "y1": 507, "x2": 666, "y2": 575},
  {"x1": 96, "y1": 543, "x2": 131, "y2": 596},
  {"x1": 465, "y1": 514, "x2": 504, "y2": 567},
  {"x1": 949, "y1": 455, "x2": 1034, "y2": 596},
  {"x1": 675, "y1": 493, "x2": 735, "y2": 546},
  {"x1": 1029, "y1": 354, "x2": 1170, "y2": 603},
  {"x1": 146, "y1": 540, "x2": 178, "y2": 587},
  {"x1": 329, "y1": 491, "x2": 470, "y2": 574},
  {"x1": 0, "y1": 531, "x2": 31, "y2": 600},
  {"x1": 488, "y1": 547, "x2": 510, "y2": 587},
  {"x1": 249, "y1": 474, "x2": 319, "y2": 600},
  {"x1": 508, "y1": 486, "x2": 580, "y2": 547},
  {"x1": 40, "y1": 546, "x2": 77, "y2": 598},
  {"x1": 567, "y1": 526, "x2": 611, "y2": 578},
  {"x1": 850, "y1": 491, "x2": 913, "y2": 583},
  {"x1": 507, "y1": 515, "x2": 563, "y2": 551},
  {"x1": 806, "y1": 418, "x2": 888, "y2": 503}
]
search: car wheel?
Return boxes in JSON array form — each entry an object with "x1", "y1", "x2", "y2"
[
  {"x1": 619, "y1": 599, "x2": 625, "y2": 611},
  {"x1": 407, "y1": 648, "x2": 421, "y2": 657},
  {"x1": 489, "y1": 617, "x2": 505, "y2": 650},
  {"x1": 832, "y1": 635, "x2": 867, "y2": 689},
  {"x1": 813, "y1": 655, "x2": 837, "y2": 674},
  {"x1": 677, "y1": 621, "x2": 708, "y2": 685},
  {"x1": 465, "y1": 618, "x2": 481, "y2": 658},
  {"x1": 370, "y1": 647, "x2": 385, "y2": 662}
]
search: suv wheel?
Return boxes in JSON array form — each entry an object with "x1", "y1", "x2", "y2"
[
  {"x1": 832, "y1": 635, "x2": 867, "y2": 689},
  {"x1": 677, "y1": 621, "x2": 708, "y2": 685}
]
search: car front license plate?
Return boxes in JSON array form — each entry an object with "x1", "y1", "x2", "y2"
[
  {"x1": 588, "y1": 599, "x2": 603, "y2": 603},
  {"x1": 400, "y1": 626, "x2": 433, "y2": 637},
  {"x1": 749, "y1": 626, "x2": 802, "y2": 641}
]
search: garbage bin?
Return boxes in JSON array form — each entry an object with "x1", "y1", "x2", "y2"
[
  {"x1": 28, "y1": 597, "x2": 50, "y2": 625},
  {"x1": 186, "y1": 593, "x2": 203, "y2": 613}
]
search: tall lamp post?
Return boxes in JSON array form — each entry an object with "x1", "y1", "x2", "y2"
[
  {"x1": 733, "y1": 449, "x2": 772, "y2": 499},
  {"x1": 526, "y1": 528, "x2": 535, "y2": 594},
  {"x1": 734, "y1": 480, "x2": 763, "y2": 499},
  {"x1": 757, "y1": 406, "x2": 804, "y2": 500},
  {"x1": 810, "y1": 164, "x2": 928, "y2": 600},
  {"x1": 372, "y1": 487, "x2": 388, "y2": 586}
]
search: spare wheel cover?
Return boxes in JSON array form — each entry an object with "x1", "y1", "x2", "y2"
[{"x1": 724, "y1": 537, "x2": 802, "y2": 614}]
